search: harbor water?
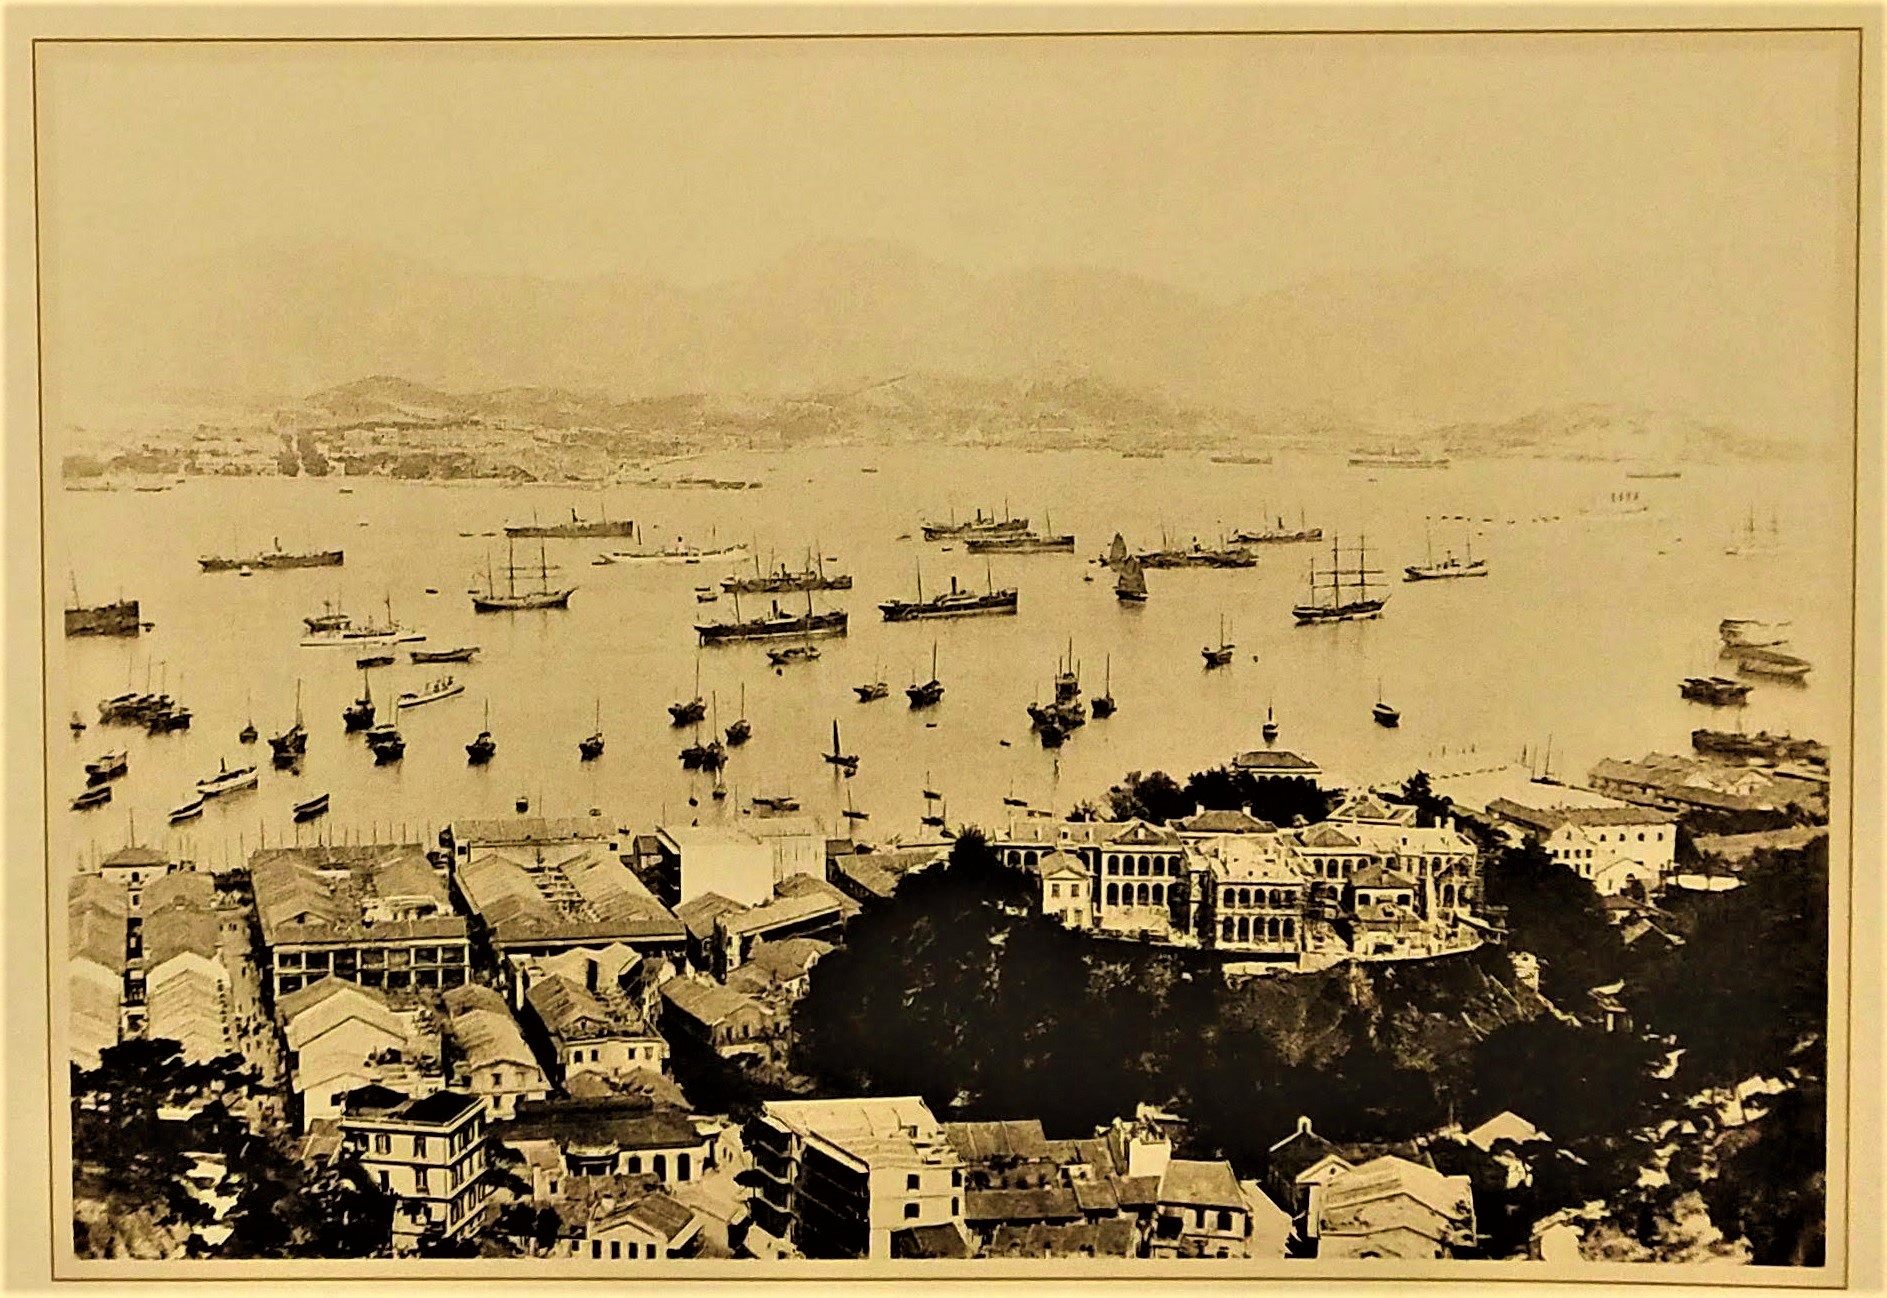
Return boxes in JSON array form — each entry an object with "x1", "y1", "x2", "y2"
[{"x1": 47, "y1": 446, "x2": 1851, "y2": 873}]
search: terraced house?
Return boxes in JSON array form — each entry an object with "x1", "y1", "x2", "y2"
[
  {"x1": 250, "y1": 846, "x2": 471, "y2": 998},
  {"x1": 1009, "y1": 794, "x2": 1486, "y2": 967}
]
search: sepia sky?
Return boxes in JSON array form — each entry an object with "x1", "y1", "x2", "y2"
[{"x1": 33, "y1": 31, "x2": 1862, "y2": 439}]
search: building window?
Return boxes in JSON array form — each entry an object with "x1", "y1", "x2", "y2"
[
  {"x1": 1218, "y1": 1210, "x2": 1234, "y2": 1231},
  {"x1": 907, "y1": 1173, "x2": 921, "y2": 1191},
  {"x1": 952, "y1": 1169, "x2": 962, "y2": 1187},
  {"x1": 1151, "y1": 883, "x2": 1163, "y2": 905},
  {"x1": 610, "y1": 1240, "x2": 621, "y2": 1259},
  {"x1": 678, "y1": 1153, "x2": 691, "y2": 1181},
  {"x1": 904, "y1": 1203, "x2": 920, "y2": 1220},
  {"x1": 627, "y1": 1156, "x2": 641, "y2": 1173},
  {"x1": 374, "y1": 1134, "x2": 390, "y2": 1154},
  {"x1": 1222, "y1": 918, "x2": 1234, "y2": 941},
  {"x1": 952, "y1": 1197, "x2": 960, "y2": 1215},
  {"x1": 1136, "y1": 883, "x2": 1150, "y2": 906},
  {"x1": 415, "y1": 1168, "x2": 429, "y2": 1194},
  {"x1": 1107, "y1": 856, "x2": 1118, "y2": 874},
  {"x1": 592, "y1": 1240, "x2": 602, "y2": 1259},
  {"x1": 1050, "y1": 883, "x2": 1060, "y2": 899},
  {"x1": 413, "y1": 1135, "x2": 427, "y2": 1159},
  {"x1": 1106, "y1": 883, "x2": 1119, "y2": 906}
]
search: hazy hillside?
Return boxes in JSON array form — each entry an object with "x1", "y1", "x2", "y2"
[{"x1": 45, "y1": 239, "x2": 1831, "y2": 461}]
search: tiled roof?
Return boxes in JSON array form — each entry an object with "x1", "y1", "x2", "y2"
[
  {"x1": 459, "y1": 846, "x2": 681, "y2": 946},
  {"x1": 1070, "y1": 1178, "x2": 1120, "y2": 1213},
  {"x1": 1321, "y1": 1155, "x2": 1474, "y2": 1223},
  {"x1": 1487, "y1": 797, "x2": 1676, "y2": 832},
  {"x1": 1175, "y1": 809, "x2": 1276, "y2": 834},
  {"x1": 1329, "y1": 793, "x2": 1419, "y2": 824},
  {"x1": 676, "y1": 892, "x2": 747, "y2": 941},
  {"x1": 1295, "y1": 824, "x2": 1359, "y2": 849},
  {"x1": 985, "y1": 1220, "x2": 1136, "y2": 1258},
  {"x1": 943, "y1": 1120, "x2": 1051, "y2": 1165},
  {"x1": 963, "y1": 1188, "x2": 1082, "y2": 1224},
  {"x1": 452, "y1": 817, "x2": 609, "y2": 847},
  {"x1": 143, "y1": 904, "x2": 221, "y2": 968},
  {"x1": 773, "y1": 872, "x2": 862, "y2": 916},
  {"x1": 141, "y1": 869, "x2": 213, "y2": 913},
  {"x1": 1350, "y1": 863, "x2": 1416, "y2": 890},
  {"x1": 743, "y1": 937, "x2": 832, "y2": 979},
  {"x1": 1158, "y1": 1159, "x2": 1244, "y2": 1210},
  {"x1": 399, "y1": 1090, "x2": 484, "y2": 1126},
  {"x1": 721, "y1": 888, "x2": 848, "y2": 941},
  {"x1": 68, "y1": 876, "x2": 128, "y2": 971},
  {"x1": 101, "y1": 845, "x2": 169, "y2": 868},
  {"x1": 660, "y1": 977, "x2": 768, "y2": 1029},
  {"x1": 1113, "y1": 1174, "x2": 1161, "y2": 1208},
  {"x1": 251, "y1": 846, "x2": 464, "y2": 946},
  {"x1": 760, "y1": 1097, "x2": 957, "y2": 1170},
  {"x1": 1233, "y1": 750, "x2": 1320, "y2": 771},
  {"x1": 1033, "y1": 849, "x2": 1088, "y2": 881},
  {"x1": 526, "y1": 973, "x2": 654, "y2": 1043},
  {"x1": 596, "y1": 1190, "x2": 698, "y2": 1242},
  {"x1": 277, "y1": 974, "x2": 390, "y2": 1023},
  {"x1": 497, "y1": 1099, "x2": 703, "y2": 1151},
  {"x1": 443, "y1": 985, "x2": 541, "y2": 1071},
  {"x1": 893, "y1": 1223, "x2": 973, "y2": 1259}
]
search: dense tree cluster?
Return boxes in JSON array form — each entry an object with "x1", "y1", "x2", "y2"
[
  {"x1": 71, "y1": 1038, "x2": 391, "y2": 1259},
  {"x1": 1481, "y1": 838, "x2": 1626, "y2": 1004},
  {"x1": 1102, "y1": 768, "x2": 1339, "y2": 826},
  {"x1": 788, "y1": 819, "x2": 1830, "y2": 1263}
]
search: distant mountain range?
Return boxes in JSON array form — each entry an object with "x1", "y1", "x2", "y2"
[{"x1": 47, "y1": 239, "x2": 1824, "y2": 461}]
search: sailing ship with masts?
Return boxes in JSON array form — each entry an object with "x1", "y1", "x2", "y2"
[
  {"x1": 906, "y1": 643, "x2": 944, "y2": 708},
  {"x1": 722, "y1": 551, "x2": 854, "y2": 594},
  {"x1": 921, "y1": 507, "x2": 1030, "y2": 541},
  {"x1": 343, "y1": 672, "x2": 377, "y2": 731},
  {"x1": 267, "y1": 681, "x2": 308, "y2": 763},
  {"x1": 1231, "y1": 508, "x2": 1323, "y2": 546},
  {"x1": 1202, "y1": 617, "x2": 1235, "y2": 667},
  {"x1": 1090, "y1": 655, "x2": 1117, "y2": 718},
  {"x1": 579, "y1": 699, "x2": 606, "y2": 760},
  {"x1": 63, "y1": 576, "x2": 140, "y2": 637},
  {"x1": 878, "y1": 565, "x2": 1018, "y2": 622},
  {"x1": 724, "y1": 686, "x2": 752, "y2": 746},
  {"x1": 1135, "y1": 534, "x2": 1257, "y2": 569},
  {"x1": 474, "y1": 539, "x2": 575, "y2": 612},
  {"x1": 466, "y1": 700, "x2": 497, "y2": 764},
  {"x1": 1292, "y1": 535, "x2": 1388, "y2": 624},
  {"x1": 299, "y1": 595, "x2": 426, "y2": 647},
  {"x1": 1724, "y1": 508, "x2": 1783, "y2": 557},
  {"x1": 610, "y1": 524, "x2": 748, "y2": 564},
  {"x1": 1403, "y1": 523, "x2": 1489, "y2": 581},
  {"x1": 966, "y1": 514, "x2": 1075, "y2": 554},
  {"x1": 695, "y1": 590, "x2": 848, "y2": 644},
  {"x1": 823, "y1": 720, "x2": 860, "y2": 774}
]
